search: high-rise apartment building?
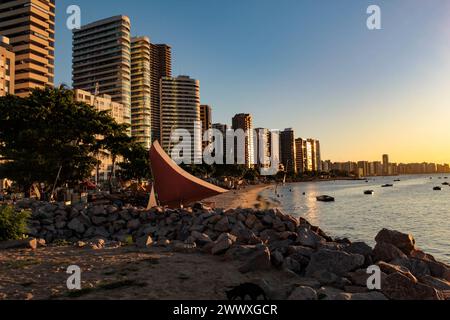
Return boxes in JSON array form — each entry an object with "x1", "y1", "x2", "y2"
[
  {"x1": 200, "y1": 104, "x2": 212, "y2": 149},
  {"x1": 0, "y1": 0, "x2": 55, "y2": 97},
  {"x1": 72, "y1": 16, "x2": 132, "y2": 129},
  {"x1": 295, "y1": 138, "x2": 321, "y2": 173},
  {"x1": 255, "y1": 128, "x2": 272, "y2": 169},
  {"x1": 382, "y1": 154, "x2": 389, "y2": 175},
  {"x1": 160, "y1": 75, "x2": 201, "y2": 163},
  {"x1": 0, "y1": 36, "x2": 14, "y2": 96},
  {"x1": 232, "y1": 113, "x2": 254, "y2": 168},
  {"x1": 131, "y1": 36, "x2": 151, "y2": 149},
  {"x1": 212, "y1": 123, "x2": 228, "y2": 163},
  {"x1": 150, "y1": 43, "x2": 171, "y2": 142},
  {"x1": 295, "y1": 138, "x2": 306, "y2": 174},
  {"x1": 280, "y1": 128, "x2": 297, "y2": 173},
  {"x1": 309, "y1": 139, "x2": 321, "y2": 172}
]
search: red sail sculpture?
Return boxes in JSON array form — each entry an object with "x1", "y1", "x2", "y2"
[{"x1": 149, "y1": 141, "x2": 228, "y2": 208}]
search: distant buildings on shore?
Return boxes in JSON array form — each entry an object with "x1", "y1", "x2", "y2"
[{"x1": 322, "y1": 154, "x2": 450, "y2": 177}]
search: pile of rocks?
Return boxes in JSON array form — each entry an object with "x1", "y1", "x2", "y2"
[{"x1": 10, "y1": 199, "x2": 450, "y2": 300}]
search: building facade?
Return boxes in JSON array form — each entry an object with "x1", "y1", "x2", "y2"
[
  {"x1": 0, "y1": 0, "x2": 55, "y2": 97},
  {"x1": 0, "y1": 36, "x2": 14, "y2": 96},
  {"x1": 150, "y1": 43, "x2": 171, "y2": 143},
  {"x1": 200, "y1": 104, "x2": 212, "y2": 149},
  {"x1": 72, "y1": 16, "x2": 132, "y2": 130},
  {"x1": 160, "y1": 76, "x2": 202, "y2": 163},
  {"x1": 232, "y1": 113, "x2": 254, "y2": 168},
  {"x1": 131, "y1": 36, "x2": 151, "y2": 149},
  {"x1": 255, "y1": 128, "x2": 272, "y2": 169},
  {"x1": 280, "y1": 128, "x2": 297, "y2": 174},
  {"x1": 74, "y1": 89, "x2": 126, "y2": 181}
]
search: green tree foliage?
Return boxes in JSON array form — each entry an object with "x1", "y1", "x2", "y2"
[
  {"x1": 118, "y1": 142, "x2": 152, "y2": 182},
  {"x1": 0, "y1": 205, "x2": 31, "y2": 241},
  {"x1": 0, "y1": 88, "x2": 129, "y2": 193}
]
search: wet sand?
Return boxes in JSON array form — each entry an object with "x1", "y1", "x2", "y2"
[{"x1": 206, "y1": 184, "x2": 274, "y2": 210}]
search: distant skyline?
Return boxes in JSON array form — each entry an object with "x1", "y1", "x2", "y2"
[{"x1": 55, "y1": 0, "x2": 450, "y2": 163}]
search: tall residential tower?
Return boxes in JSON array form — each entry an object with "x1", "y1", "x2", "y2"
[
  {"x1": 72, "y1": 16, "x2": 132, "y2": 129},
  {"x1": 0, "y1": 0, "x2": 55, "y2": 97},
  {"x1": 131, "y1": 36, "x2": 151, "y2": 149}
]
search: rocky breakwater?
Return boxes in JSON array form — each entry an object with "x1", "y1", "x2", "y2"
[{"x1": 7, "y1": 199, "x2": 450, "y2": 300}]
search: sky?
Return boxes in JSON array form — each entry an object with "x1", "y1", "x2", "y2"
[{"x1": 55, "y1": 0, "x2": 450, "y2": 164}]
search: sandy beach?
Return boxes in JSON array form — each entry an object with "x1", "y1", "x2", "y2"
[{"x1": 206, "y1": 184, "x2": 275, "y2": 210}]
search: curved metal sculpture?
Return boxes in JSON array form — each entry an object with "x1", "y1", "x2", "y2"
[{"x1": 149, "y1": 141, "x2": 228, "y2": 208}]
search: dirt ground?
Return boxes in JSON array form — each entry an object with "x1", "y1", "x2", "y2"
[{"x1": 0, "y1": 245, "x2": 298, "y2": 300}]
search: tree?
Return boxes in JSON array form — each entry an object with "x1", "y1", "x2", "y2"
[
  {"x1": 0, "y1": 88, "x2": 129, "y2": 195},
  {"x1": 118, "y1": 142, "x2": 152, "y2": 183}
]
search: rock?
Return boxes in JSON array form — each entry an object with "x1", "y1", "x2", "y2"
[
  {"x1": 93, "y1": 227, "x2": 110, "y2": 238},
  {"x1": 259, "y1": 229, "x2": 281, "y2": 243},
  {"x1": 75, "y1": 241, "x2": 87, "y2": 248},
  {"x1": 373, "y1": 242, "x2": 407, "y2": 262},
  {"x1": 279, "y1": 231, "x2": 297, "y2": 241},
  {"x1": 127, "y1": 219, "x2": 140, "y2": 231},
  {"x1": 382, "y1": 271, "x2": 444, "y2": 300},
  {"x1": 0, "y1": 238, "x2": 37, "y2": 250},
  {"x1": 214, "y1": 217, "x2": 230, "y2": 232},
  {"x1": 309, "y1": 270, "x2": 339, "y2": 286},
  {"x1": 90, "y1": 205, "x2": 106, "y2": 216},
  {"x1": 191, "y1": 231, "x2": 212, "y2": 246},
  {"x1": 375, "y1": 229, "x2": 416, "y2": 255},
  {"x1": 391, "y1": 257, "x2": 431, "y2": 278},
  {"x1": 306, "y1": 249, "x2": 365, "y2": 276},
  {"x1": 271, "y1": 250, "x2": 284, "y2": 267},
  {"x1": 348, "y1": 268, "x2": 387, "y2": 287},
  {"x1": 90, "y1": 238, "x2": 105, "y2": 250},
  {"x1": 91, "y1": 215, "x2": 107, "y2": 226},
  {"x1": 344, "y1": 242, "x2": 372, "y2": 257},
  {"x1": 316, "y1": 287, "x2": 347, "y2": 300},
  {"x1": 238, "y1": 244, "x2": 271, "y2": 274},
  {"x1": 287, "y1": 245, "x2": 314, "y2": 258},
  {"x1": 173, "y1": 242, "x2": 197, "y2": 253},
  {"x1": 377, "y1": 261, "x2": 417, "y2": 282},
  {"x1": 287, "y1": 286, "x2": 317, "y2": 300},
  {"x1": 272, "y1": 219, "x2": 286, "y2": 232},
  {"x1": 67, "y1": 218, "x2": 85, "y2": 234},
  {"x1": 211, "y1": 233, "x2": 236, "y2": 255},
  {"x1": 245, "y1": 214, "x2": 258, "y2": 229},
  {"x1": 297, "y1": 226, "x2": 325, "y2": 248},
  {"x1": 136, "y1": 235, "x2": 153, "y2": 248},
  {"x1": 425, "y1": 260, "x2": 450, "y2": 281},
  {"x1": 283, "y1": 257, "x2": 303, "y2": 274},
  {"x1": 419, "y1": 275, "x2": 450, "y2": 291}
]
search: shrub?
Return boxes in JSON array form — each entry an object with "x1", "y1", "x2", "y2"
[{"x1": 0, "y1": 205, "x2": 31, "y2": 241}]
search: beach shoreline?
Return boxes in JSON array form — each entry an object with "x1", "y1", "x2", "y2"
[{"x1": 206, "y1": 184, "x2": 275, "y2": 210}]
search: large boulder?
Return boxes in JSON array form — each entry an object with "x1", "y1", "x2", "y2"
[
  {"x1": 375, "y1": 229, "x2": 416, "y2": 255},
  {"x1": 382, "y1": 272, "x2": 444, "y2": 300},
  {"x1": 211, "y1": 233, "x2": 236, "y2": 255},
  {"x1": 391, "y1": 257, "x2": 431, "y2": 278},
  {"x1": 419, "y1": 275, "x2": 450, "y2": 291},
  {"x1": 67, "y1": 218, "x2": 85, "y2": 234},
  {"x1": 214, "y1": 217, "x2": 230, "y2": 232},
  {"x1": 373, "y1": 242, "x2": 407, "y2": 262},
  {"x1": 296, "y1": 226, "x2": 325, "y2": 248},
  {"x1": 306, "y1": 249, "x2": 365, "y2": 276},
  {"x1": 287, "y1": 286, "x2": 317, "y2": 300}
]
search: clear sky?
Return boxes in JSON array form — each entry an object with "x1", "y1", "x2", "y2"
[{"x1": 55, "y1": 0, "x2": 450, "y2": 164}]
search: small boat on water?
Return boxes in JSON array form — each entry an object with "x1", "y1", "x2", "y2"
[
  {"x1": 364, "y1": 190, "x2": 375, "y2": 195},
  {"x1": 442, "y1": 182, "x2": 449, "y2": 186},
  {"x1": 316, "y1": 195, "x2": 335, "y2": 202},
  {"x1": 381, "y1": 184, "x2": 394, "y2": 188},
  {"x1": 433, "y1": 187, "x2": 442, "y2": 191},
  {"x1": 394, "y1": 179, "x2": 401, "y2": 182}
]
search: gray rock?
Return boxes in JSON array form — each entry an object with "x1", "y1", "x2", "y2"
[
  {"x1": 287, "y1": 286, "x2": 317, "y2": 300},
  {"x1": 127, "y1": 219, "x2": 141, "y2": 231},
  {"x1": 91, "y1": 215, "x2": 107, "y2": 226},
  {"x1": 214, "y1": 217, "x2": 230, "y2": 232},
  {"x1": 283, "y1": 257, "x2": 303, "y2": 274},
  {"x1": 373, "y1": 242, "x2": 407, "y2": 262},
  {"x1": 211, "y1": 233, "x2": 236, "y2": 255},
  {"x1": 391, "y1": 257, "x2": 431, "y2": 278},
  {"x1": 297, "y1": 226, "x2": 325, "y2": 248},
  {"x1": 67, "y1": 218, "x2": 85, "y2": 234},
  {"x1": 306, "y1": 249, "x2": 365, "y2": 276},
  {"x1": 90, "y1": 205, "x2": 106, "y2": 216},
  {"x1": 375, "y1": 229, "x2": 416, "y2": 255},
  {"x1": 382, "y1": 271, "x2": 444, "y2": 300},
  {"x1": 419, "y1": 275, "x2": 450, "y2": 291}
]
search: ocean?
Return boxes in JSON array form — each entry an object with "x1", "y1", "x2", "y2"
[{"x1": 261, "y1": 174, "x2": 450, "y2": 263}]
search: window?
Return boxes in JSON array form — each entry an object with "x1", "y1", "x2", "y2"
[{"x1": 5, "y1": 59, "x2": 10, "y2": 76}]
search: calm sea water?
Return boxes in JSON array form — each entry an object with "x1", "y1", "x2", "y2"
[{"x1": 261, "y1": 174, "x2": 450, "y2": 263}]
